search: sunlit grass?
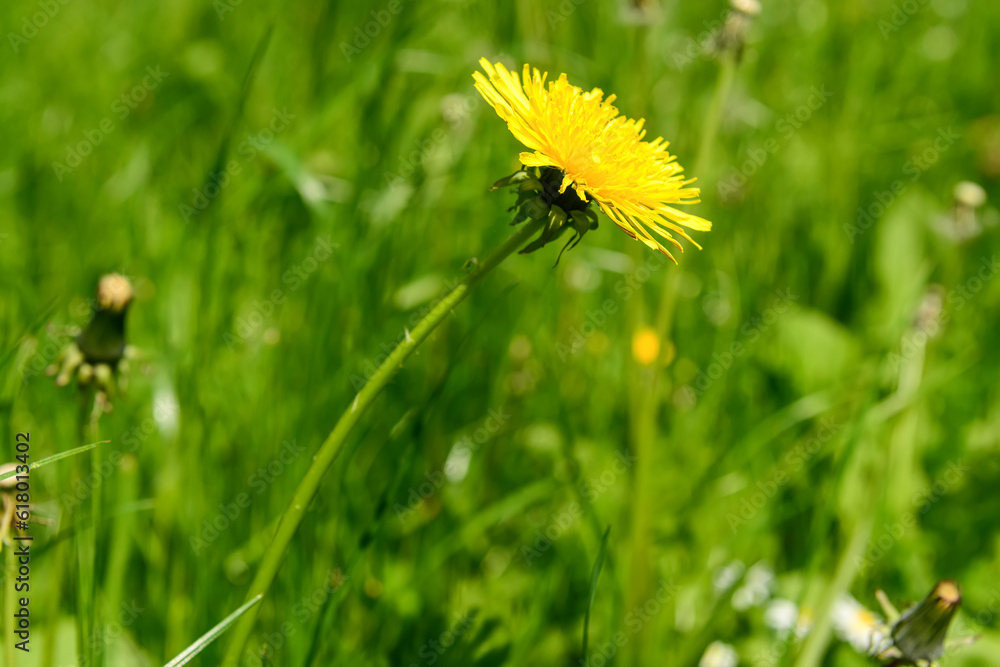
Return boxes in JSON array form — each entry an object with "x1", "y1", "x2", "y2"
[{"x1": 1, "y1": 0, "x2": 999, "y2": 665}]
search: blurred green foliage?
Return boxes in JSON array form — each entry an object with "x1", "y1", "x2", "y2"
[{"x1": 2, "y1": 0, "x2": 1000, "y2": 665}]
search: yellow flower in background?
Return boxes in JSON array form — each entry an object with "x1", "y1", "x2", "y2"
[
  {"x1": 473, "y1": 58, "x2": 711, "y2": 262},
  {"x1": 632, "y1": 327, "x2": 661, "y2": 365}
]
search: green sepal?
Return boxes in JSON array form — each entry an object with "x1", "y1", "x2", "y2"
[
  {"x1": 521, "y1": 197, "x2": 550, "y2": 220},
  {"x1": 490, "y1": 170, "x2": 531, "y2": 191},
  {"x1": 569, "y1": 211, "x2": 591, "y2": 235},
  {"x1": 508, "y1": 189, "x2": 540, "y2": 211},
  {"x1": 544, "y1": 205, "x2": 568, "y2": 240},
  {"x1": 510, "y1": 196, "x2": 549, "y2": 225},
  {"x1": 494, "y1": 165, "x2": 599, "y2": 258},
  {"x1": 517, "y1": 178, "x2": 545, "y2": 193},
  {"x1": 519, "y1": 225, "x2": 569, "y2": 255}
]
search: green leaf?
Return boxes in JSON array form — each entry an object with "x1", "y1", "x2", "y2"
[
  {"x1": 0, "y1": 440, "x2": 108, "y2": 484},
  {"x1": 582, "y1": 526, "x2": 611, "y2": 665},
  {"x1": 163, "y1": 595, "x2": 264, "y2": 667}
]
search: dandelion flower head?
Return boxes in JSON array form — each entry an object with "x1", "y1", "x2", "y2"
[{"x1": 473, "y1": 58, "x2": 711, "y2": 261}]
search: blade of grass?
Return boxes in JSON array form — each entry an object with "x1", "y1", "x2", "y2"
[
  {"x1": 583, "y1": 526, "x2": 611, "y2": 666},
  {"x1": 163, "y1": 594, "x2": 264, "y2": 667},
  {"x1": 0, "y1": 440, "x2": 107, "y2": 484}
]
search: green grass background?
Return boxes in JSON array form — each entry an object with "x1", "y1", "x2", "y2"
[{"x1": 2, "y1": 0, "x2": 1000, "y2": 665}]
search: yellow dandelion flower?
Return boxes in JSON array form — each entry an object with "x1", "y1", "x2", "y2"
[{"x1": 473, "y1": 58, "x2": 711, "y2": 262}]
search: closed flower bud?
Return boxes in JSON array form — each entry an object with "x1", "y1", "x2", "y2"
[{"x1": 890, "y1": 580, "x2": 962, "y2": 662}]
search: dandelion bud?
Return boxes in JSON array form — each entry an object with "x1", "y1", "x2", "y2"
[
  {"x1": 890, "y1": 580, "x2": 962, "y2": 662},
  {"x1": 938, "y1": 180, "x2": 988, "y2": 241},
  {"x1": 97, "y1": 273, "x2": 134, "y2": 313},
  {"x1": 620, "y1": 0, "x2": 662, "y2": 26},
  {"x1": 77, "y1": 273, "x2": 134, "y2": 371},
  {"x1": 954, "y1": 181, "x2": 987, "y2": 209},
  {"x1": 731, "y1": 0, "x2": 762, "y2": 16},
  {"x1": 717, "y1": 0, "x2": 762, "y2": 61}
]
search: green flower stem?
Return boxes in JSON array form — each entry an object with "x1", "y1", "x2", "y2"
[
  {"x1": 221, "y1": 217, "x2": 544, "y2": 667},
  {"x1": 75, "y1": 396, "x2": 101, "y2": 667},
  {"x1": 693, "y1": 51, "x2": 736, "y2": 179},
  {"x1": 625, "y1": 50, "x2": 737, "y2": 667},
  {"x1": 793, "y1": 514, "x2": 874, "y2": 667}
]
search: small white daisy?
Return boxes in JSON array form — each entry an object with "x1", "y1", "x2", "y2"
[
  {"x1": 699, "y1": 641, "x2": 739, "y2": 667},
  {"x1": 831, "y1": 594, "x2": 887, "y2": 654},
  {"x1": 731, "y1": 561, "x2": 774, "y2": 610},
  {"x1": 764, "y1": 598, "x2": 799, "y2": 638},
  {"x1": 712, "y1": 560, "x2": 746, "y2": 595}
]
